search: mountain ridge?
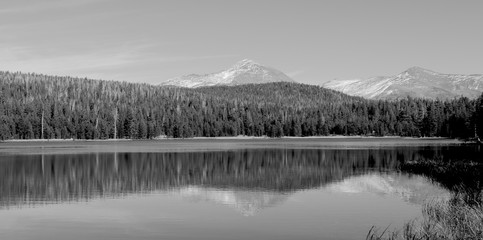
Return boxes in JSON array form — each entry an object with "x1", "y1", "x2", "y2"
[{"x1": 322, "y1": 67, "x2": 483, "y2": 100}]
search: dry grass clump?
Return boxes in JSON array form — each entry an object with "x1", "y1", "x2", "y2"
[{"x1": 367, "y1": 195, "x2": 483, "y2": 240}]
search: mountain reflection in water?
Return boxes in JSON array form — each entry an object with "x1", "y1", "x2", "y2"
[
  {"x1": 0, "y1": 147, "x2": 477, "y2": 214},
  {"x1": 177, "y1": 187, "x2": 290, "y2": 216}
]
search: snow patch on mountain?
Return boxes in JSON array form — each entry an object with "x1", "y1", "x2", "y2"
[{"x1": 322, "y1": 67, "x2": 483, "y2": 100}]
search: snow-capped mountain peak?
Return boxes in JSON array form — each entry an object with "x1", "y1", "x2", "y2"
[
  {"x1": 232, "y1": 59, "x2": 258, "y2": 68},
  {"x1": 160, "y1": 59, "x2": 295, "y2": 88},
  {"x1": 404, "y1": 66, "x2": 436, "y2": 75},
  {"x1": 322, "y1": 67, "x2": 483, "y2": 100}
]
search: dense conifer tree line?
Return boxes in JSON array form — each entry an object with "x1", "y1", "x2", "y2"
[{"x1": 0, "y1": 71, "x2": 481, "y2": 140}]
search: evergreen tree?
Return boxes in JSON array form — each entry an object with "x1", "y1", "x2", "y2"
[{"x1": 476, "y1": 93, "x2": 483, "y2": 139}]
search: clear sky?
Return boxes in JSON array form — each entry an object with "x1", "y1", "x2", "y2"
[{"x1": 1, "y1": 0, "x2": 482, "y2": 85}]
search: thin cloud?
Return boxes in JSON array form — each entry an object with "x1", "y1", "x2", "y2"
[
  {"x1": 0, "y1": 0, "x2": 106, "y2": 14},
  {"x1": 287, "y1": 70, "x2": 305, "y2": 78},
  {"x1": 156, "y1": 54, "x2": 239, "y2": 63},
  {"x1": 1, "y1": 49, "x2": 130, "y2": 75},
  {"x1": 0, "y1": 42, "x2": 237, "y2": 82}
]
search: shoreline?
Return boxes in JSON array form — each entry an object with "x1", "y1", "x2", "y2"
[
  {"x1": 1, "y1": 135, "x2": 456, "y2": 143},
  {"x1": 0, "y1": 137, "x2": 465, "y2": 156}
]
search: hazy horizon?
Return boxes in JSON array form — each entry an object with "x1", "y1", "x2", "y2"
[{"x1": 1, "y1": 0, "x2": 482, "y2": 85}]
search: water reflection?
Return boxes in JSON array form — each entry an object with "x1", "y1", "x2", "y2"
[
  {"x1": 401, "y1": 147, "x2": 483, "y2": 204},
  {"x1": 177, "y1": 187, "x2": 289, "y2": 216},
  {"x1": 324, "y1": 173, "x2": 450, "y2": 204},
  {"x1": 0, "y1": 147, "x2": 480, "y2": 212}
]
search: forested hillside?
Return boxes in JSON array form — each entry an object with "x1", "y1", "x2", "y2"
[{"x1": 0, "y1": 71, "x2": 481, "y2": 140}]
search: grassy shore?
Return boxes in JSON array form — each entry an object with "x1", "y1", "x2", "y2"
[
  {"x1": 367, "y1": 196, "x2": 483, "y2": 240},
  {"x1": 367, "y1": 155, "x2": 483, "y2": 240}
]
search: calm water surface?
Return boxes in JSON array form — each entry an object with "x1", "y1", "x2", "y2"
[{"x1": 0, "y1": 143, "x2": 480, "y2": 240}]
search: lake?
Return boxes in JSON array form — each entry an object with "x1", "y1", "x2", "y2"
[{"x1": 0, "y1": 138, "x2": 480, "y2": 240}]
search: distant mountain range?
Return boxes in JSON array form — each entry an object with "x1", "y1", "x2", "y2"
[
  {"x1": 163, "y1": 61, "x2": 482, "y2": 100},
  {"x1": 322, "y1": 67, "x2": 483, "y2": 100},
  {"x1": 160, "y1": 59, "x2": 295, "y2": 88}
]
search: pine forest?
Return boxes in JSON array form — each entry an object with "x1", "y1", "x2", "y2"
[{"x1": 1, "y1": 71, "x2": 482, "y2": 140}]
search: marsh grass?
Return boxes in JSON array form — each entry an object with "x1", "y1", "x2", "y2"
[
  {"x1": 367, "y1": 195, "x2": 483, "y2": 240},
  {"x1": 371, "y1": 152, "x2": 483, "y2": 240}
]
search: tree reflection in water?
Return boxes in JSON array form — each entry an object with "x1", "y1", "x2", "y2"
[{"x1": 0, "y1": 146, "x2": 480, "y2": 209}]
